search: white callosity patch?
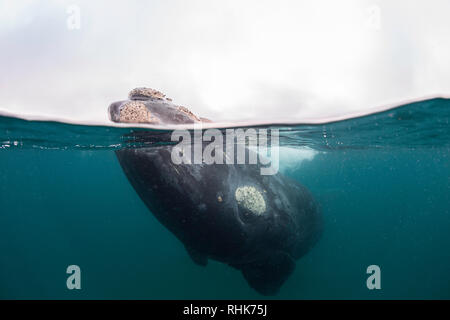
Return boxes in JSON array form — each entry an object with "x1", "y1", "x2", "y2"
[
  {"x1": 128, "y1": 87, "x2": 168, "y2": 101},
  {"x1": 235, "y1": 186, "x2": 266, "y2": 215},
  {"x1": 119, "y1": 101, "x2": 155, "y2": 123},
  {"x1": 176, "y1": 105, "x2": 201, "y2": 122}
]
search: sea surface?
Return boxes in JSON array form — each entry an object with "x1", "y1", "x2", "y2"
[{"x1": 0, "y1": 98, "x2": 449, "y2": 299}]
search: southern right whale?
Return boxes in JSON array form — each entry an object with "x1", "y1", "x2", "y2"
[{"x1": 110, "y1": 88, "x2": 323, "y2": 295}]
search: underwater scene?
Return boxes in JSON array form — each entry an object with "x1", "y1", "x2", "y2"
[{"x1": 0, "y1": 97, "x2": 449, "y2": 299}]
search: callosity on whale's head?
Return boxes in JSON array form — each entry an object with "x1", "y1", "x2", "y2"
[{"x1": 108, "y1": 87, "x2": 206, "y2": 125}]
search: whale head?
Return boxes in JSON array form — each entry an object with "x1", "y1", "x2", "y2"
[{"x1": 108, "y1": 87, "x2": 204, "y2": 125}]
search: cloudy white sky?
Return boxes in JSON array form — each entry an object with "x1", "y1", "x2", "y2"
[{"x1": 1, "y1": 0, "x2": 450, "y2": 123}]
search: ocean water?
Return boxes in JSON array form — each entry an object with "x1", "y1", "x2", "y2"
[{"x1": 0, "y1": 98, "x2": 449, "y2": 299}]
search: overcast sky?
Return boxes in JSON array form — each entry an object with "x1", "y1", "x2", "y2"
[{"x1": 1, "y1": 0, "x2": 450, "y2": 123}]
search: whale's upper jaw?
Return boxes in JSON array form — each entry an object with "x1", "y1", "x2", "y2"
[
  {"x1": 108, "y1": 87, "x2": 204, "y2": 125},
  {"x1": 108, "y1": 99, "x2": 161, "y2": 124}
]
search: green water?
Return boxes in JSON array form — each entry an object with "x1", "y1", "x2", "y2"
[{"x1": 0, "y1": 98, "x2": 449, "y2": 299}]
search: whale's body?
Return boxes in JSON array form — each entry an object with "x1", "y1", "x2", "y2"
[{"x1": 110, "y1": 88, "x2": 323, "y2": 295}]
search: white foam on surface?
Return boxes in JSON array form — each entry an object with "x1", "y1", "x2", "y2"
[{"x1": 251, "y1": 146, "x2": 319, "y2": 174}]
